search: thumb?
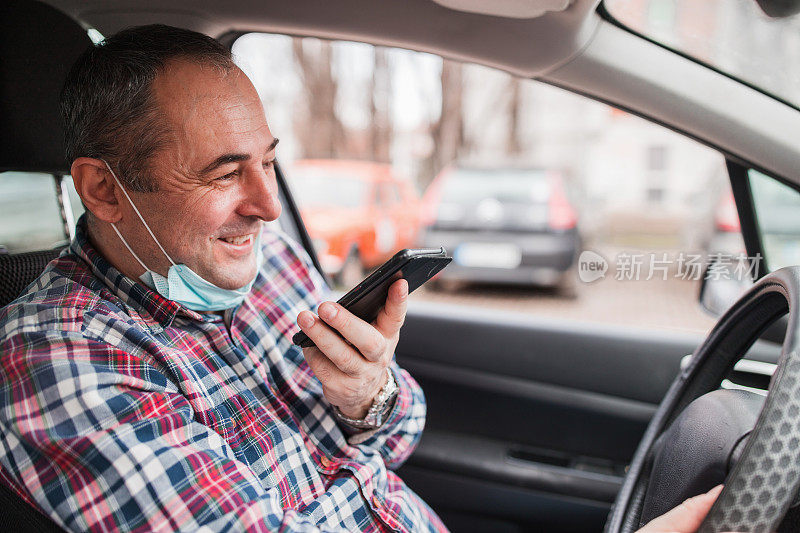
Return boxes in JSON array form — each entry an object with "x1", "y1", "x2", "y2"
[
  {"x1": 636, "y1": 485, "x2": 724, "y2": 533},
  {"x1": 375, "y1": 278, "x2": 408, "y2": 336}
]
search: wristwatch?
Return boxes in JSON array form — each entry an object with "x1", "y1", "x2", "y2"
[{"x1": 333, "y1": 368, "x2": 399, "y2": 430}]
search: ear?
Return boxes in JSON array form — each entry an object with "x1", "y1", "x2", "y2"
[{"x1": 70, "y1": 157, "x2": 123, "y2": 223}]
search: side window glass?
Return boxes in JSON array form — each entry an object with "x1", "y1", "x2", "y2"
[
  {"x1": 0, "y1": 172, "x2": 69, "y2": 252},
  {"x1": 749, "y1": 169, "x2": 800, "y2": 271},
  {"x1": 375, "y1": 183, "x2": 387, "y2": 207},
  {"x1": 235, "y1": 33, "x2": 730, "y2": 333},
  {"x1": 377, "y1": 183, "x2": 399, "y2": 206},
  {"x1": 387, "y1": 184, "x2": 402, "y2": 205}
]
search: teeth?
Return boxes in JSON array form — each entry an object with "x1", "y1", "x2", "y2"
[{"x1": 222, "y1": 234, "x2": 251, "y2": 245}]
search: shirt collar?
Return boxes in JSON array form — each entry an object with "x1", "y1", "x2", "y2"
[{"x1": 70, "y1": 215, "x2": 205, "y2": 327}]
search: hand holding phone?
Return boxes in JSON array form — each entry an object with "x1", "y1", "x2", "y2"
[
  {"x1": 293, "y1": 248, "x2": 450, "y2": 419},
  {"x1": 293, "y1": 248, "x2": 451, "y2": 349}
]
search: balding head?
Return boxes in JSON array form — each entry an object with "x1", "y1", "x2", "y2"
[{"x1": 60, "y1": 24, "x2": 235, "y2": 192}]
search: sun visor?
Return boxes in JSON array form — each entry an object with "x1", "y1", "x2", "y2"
[{"x1": 430, "y1": 0, "x2": 574, "y2": 19}]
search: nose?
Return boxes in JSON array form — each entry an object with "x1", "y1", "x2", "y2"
[{"x1": 237, "y1": 163, "x2": 282, "y2": 221}]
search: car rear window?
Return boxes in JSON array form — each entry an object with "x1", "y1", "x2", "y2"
[
  {"x1": 441, "y1": 168, "x2": 550, "y2": 205},
  {"x1": 289, "y1": 168, "x2": 368, "y2": 208}
]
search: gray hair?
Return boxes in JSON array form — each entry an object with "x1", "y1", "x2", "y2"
[{"x1": 60, "y1": 24, "x2": 235, "y2": 192}]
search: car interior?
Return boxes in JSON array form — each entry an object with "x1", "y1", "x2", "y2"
[{"x1": 2, "y1": 0, "x2": 800, "y2": 531}]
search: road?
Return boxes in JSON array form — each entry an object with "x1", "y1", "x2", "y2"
[{"x1": 412, "y1": 276, "x2": 719, "y2": 335}]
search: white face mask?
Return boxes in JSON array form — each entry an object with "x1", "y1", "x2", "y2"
[{"x1": 104, "y1": 160, "x2": 263, "y2": 311}]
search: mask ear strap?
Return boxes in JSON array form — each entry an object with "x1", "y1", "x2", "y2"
[
  {"x1": 103, "y1": 160, "x2": 177, "y2": 267},
  {"x1": 110, "y1": 223, "x2": 149, "y2": 273}
]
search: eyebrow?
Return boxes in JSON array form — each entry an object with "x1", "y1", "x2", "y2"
[{"x1": 199, "y1": 137, "x2": 280, "y2": 175}]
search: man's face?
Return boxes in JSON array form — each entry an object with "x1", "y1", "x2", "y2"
[{"x1": 121, "y1": 59, "x2": 281, "y2": 290}]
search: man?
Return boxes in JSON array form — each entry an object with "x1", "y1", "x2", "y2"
[
  {"x1": 0, "y1": 24, "x2": 720, "y2": 532},
  {"x1": 0, "y1": 24, "x2": 437, "y2": 532}
]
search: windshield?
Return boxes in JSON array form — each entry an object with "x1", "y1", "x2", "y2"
[
  {"x1": 288, "y1": 168, "x2": 368, "y2": 209},
  {"x1": 441, "y1": 168, "x2": 550, "y2": 205},
  {"x1": 604, "y1": 0, "x2": 800, "y2": 108}
]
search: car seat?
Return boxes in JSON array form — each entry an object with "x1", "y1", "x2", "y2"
[
  {"x1": 0, "y1": 249, "x2": 63, "y2": 308},
  {"x1": 0, "y1": 1, "x2": 93, "y2": 530}
]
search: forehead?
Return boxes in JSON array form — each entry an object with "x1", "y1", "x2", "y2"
[{"x1": 151, "y1": 59, "x2": 270, "y2": 152}]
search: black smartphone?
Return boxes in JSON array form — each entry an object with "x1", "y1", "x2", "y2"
[{"x1": 293, "y1": 247, "x2": 452, "y2": 349}]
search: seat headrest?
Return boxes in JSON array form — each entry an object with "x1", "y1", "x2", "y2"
[{"x1": 0, "y1": 1, "x2": 93, "y2": 174}]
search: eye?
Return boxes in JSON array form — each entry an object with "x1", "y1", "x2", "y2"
[
  {"x1": 216, "y1": 171, "x2": 237, "y2": 181},
  {"x1": 263, "y1": 159, "x2": 276, "y2": 170}
]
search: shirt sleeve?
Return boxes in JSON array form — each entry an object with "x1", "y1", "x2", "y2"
[{"x1": 0, "y1": 331, "x2": 347, "y2": 533}]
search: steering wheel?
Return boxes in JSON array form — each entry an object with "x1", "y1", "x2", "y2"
[{"x1": 605, "y1": 266, "x2": 800, "y2": 533}]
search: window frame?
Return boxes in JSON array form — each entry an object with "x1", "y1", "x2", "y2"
[
  {"x1": 727, "y1": 160, "x2": 769, "y2": 278},
  {"x1": 737, "y1": 163, "x2": 800, "y2": 276},
  {"x1": 274, "y1": 161, "x2": 331, "y2": 285}
]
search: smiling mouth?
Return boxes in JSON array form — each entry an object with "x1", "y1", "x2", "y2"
[{"x1": 220, "y1": 234, "x2": 253, "y2": 246}]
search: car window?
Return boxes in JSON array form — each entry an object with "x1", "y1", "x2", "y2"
[
  {"x1": 388, "y1": 183, "x2": 402, "y2": 205},
  {"x1": 234, "y1": 33, "x2": 730, "y2": 334},
  {"x1": 0, "y1": 172, "x2": 82, "y2": 252},
  {"x1": 439, "y1": 168, "x2": 550, "y2": 204},
  {"x1": 62, "y1": 175, "x2": 85, "y2": 235},
  {"x1": 749, "y1": 169, "x2": 800, "y2": 271},
  {"x1": 287, "y1": 166, "x2": 368, "y2": 209},
  {"x1": 374, "y1": 183, "x2": 386, "y2": 206},
  {"x1": 377, "y1": 182, "x2": 400, "y2": 206},
  {"x1": 605, "y1": 0, "x2": 800, "y2": 109}
]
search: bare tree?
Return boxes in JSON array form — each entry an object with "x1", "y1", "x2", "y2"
[
  {"x1": 420, "y1": 59, "x2": 464, "y2": 189},
  {"x1": 505, "y1": 77, "x2": 523, "y2": 156},
  {"x1": 367, "y1": 47, "x2": 392, "y2": 163},
  {"x1": 292, "y1": 38, "x2": 346, "y2": 159}
]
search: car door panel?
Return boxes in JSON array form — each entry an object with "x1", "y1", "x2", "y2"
[
  {"x1": 395, "y1": 301, "x2": 781, "y2": 531},
  {"x1": 399, "y1": 466, "x2": 611, "y2": 532}
]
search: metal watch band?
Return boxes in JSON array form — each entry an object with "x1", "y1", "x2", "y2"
[{"x1": 333, "y1": 368, "x2": 398, "y2": 430}]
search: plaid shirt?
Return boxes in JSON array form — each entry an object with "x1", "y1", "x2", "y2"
[{"x1": 0, "y1": 217, "x2": 446, "y2": 533}]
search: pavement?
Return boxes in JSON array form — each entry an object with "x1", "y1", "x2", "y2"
[{"x1": 412, "y1": 275, "x2": 719, "y2": 335}]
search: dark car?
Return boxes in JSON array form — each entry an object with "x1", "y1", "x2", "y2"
[{"x1": 420, "y1": 165, "x2": 580, "y2": 288}]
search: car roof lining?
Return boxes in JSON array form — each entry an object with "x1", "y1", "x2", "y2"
[
  {"x1": 42, "y1": 0, "x2": 602, "y2": 78},
  {"x1": 32, "y1": 0, "x2": 800, "y2": 188}
]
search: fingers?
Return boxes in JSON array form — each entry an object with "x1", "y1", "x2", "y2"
[
  {"x1": 300, "y1": 299, "x2": 390, "y2": 364},
  {"x1": 296, "y1": 311, "x2": 387, "y2": 416},
  {"x1": 302, "y1": 344, "x2": 384, "y2": 416},
  {"x1": 301, "y1": 342, "x2": 342, "y2": 386},
  {"x1": 297, "y1": 310, "x2": 369, "y2": 374},
  {"x1": 295, "y1": 282, "x2": 406, "y2": 417},
  {"x1": 296, "y1": 279, "x2": 406, "y2": 367},
  {"x1": 636, "y1": 485, "x2": 724, "y2": 533},
  {"x1": 375, "y1": 279, "x2": 408, "y2": 338}
]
